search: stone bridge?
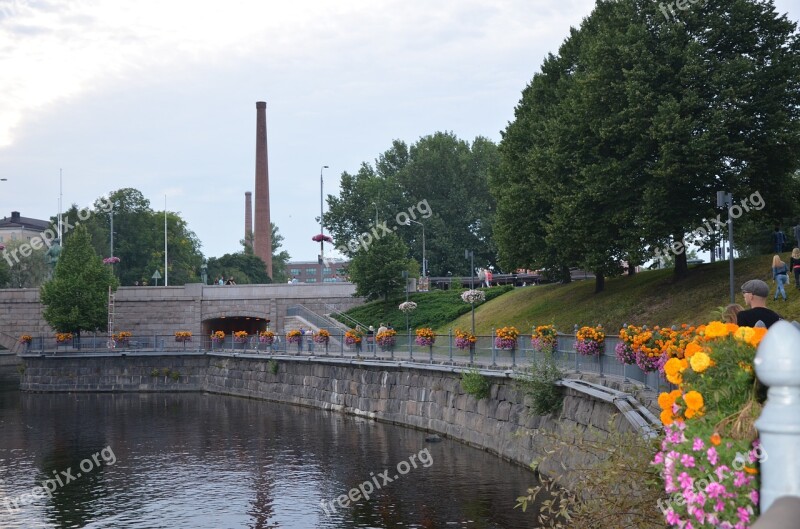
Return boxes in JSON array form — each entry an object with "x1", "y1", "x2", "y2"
[{"x1": 0, "y1": 283, "x2": 362, "y2": 351}]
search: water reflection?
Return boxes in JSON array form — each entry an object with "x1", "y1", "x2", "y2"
[{"x1": 0, "y1": 383, "x2": 541, "y2": 528}]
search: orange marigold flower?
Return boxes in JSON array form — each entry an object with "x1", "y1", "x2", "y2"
[
  {"x1": 685, "y1": 408, "x2": 697, "y2": 419},
  {"x1": 725, "y1": 322, "x2": 739, "y2": 334},
  {"x1": 658, "y1": 391, "x2": 681, "y2": 410},
  {"x1": 704, "y1": 321, "x2": 730, "y2": 339},
  {"x1": 660, "y1": 408, "x2": 673, "y2": 426},
  {"x1": 710, "y1": 433, "x2": 721, "y2": 446},
  {"x1": 684, "y1": 341, "x2": 704, "y2": 358},
  {"x1": 666, "y1": 371, "x2": 683, "y2": 385},
  {"x1": 683, "y1": 390, "x2": 704, "y2": 411},
  {"x1": 663, "y1": 357, "x2": 684, "y2": 377},
  {"x1": 744, "y1": 465, "x2": 758, "y2": 475},
  {"x1": 749, "y1": 327, "x2": 768, "y2": 347},
  {"x1": 733, "y1": 326, "x2": 755, "y2": 345}
]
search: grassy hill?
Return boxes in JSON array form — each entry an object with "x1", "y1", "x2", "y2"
[{"x1": 337, "y1": 255, "x2": 798, "y2": 335}]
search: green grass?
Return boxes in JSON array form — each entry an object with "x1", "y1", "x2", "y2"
[
  {"x1": 337, "y1": 254, "x2": 799, "y2": 336},
  {"x1": 332, "y1": 285, "x2": 513, "y2": 330}
]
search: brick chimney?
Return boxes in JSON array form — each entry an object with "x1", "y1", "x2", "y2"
[
  {"x1": 253, "y1": 101, "x2": 273, "y2": 278},
  {"x1": 244, "y1": 191, "x2": 253, "y2": 248}
]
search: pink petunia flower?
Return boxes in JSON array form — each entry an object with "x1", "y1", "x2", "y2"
[
  {"x1": 707, "y1": 447, "x2": 718, "y2": 465},
  {"x1": 693, "y1": 437, "x2": 705, "y2": 451},
  {"x1": 681, "y1": 454, "x2": 696, "y2": 468},
  {"x1": 678, "y1": 472, "x2": 694, "y2": 490},
  {"x1": 750, "y1": 489, "x2": 759, "y2": 504},
  {"x1": 706, "y1": 482, "x2": 726, "y2": 498}
]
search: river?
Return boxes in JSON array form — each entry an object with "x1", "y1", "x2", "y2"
[{"x1": 0, "y1": 382, "x2": 540, "y2": 528}]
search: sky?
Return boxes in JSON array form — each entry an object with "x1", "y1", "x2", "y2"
[{"x1": 1, "y1": 0, "x2": 798, "y2": 264}]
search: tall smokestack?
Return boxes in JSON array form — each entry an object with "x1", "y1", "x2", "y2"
[
  {"x1": 244, "y1": 191, "x2": 253, "y2": 248},
  {"x1": 254, "y1": 101, "x2": 273, "y2": 278}
]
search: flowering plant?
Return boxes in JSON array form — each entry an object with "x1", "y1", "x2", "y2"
[
  {"x1": 211, "y1": 331, "x2": 225, "y2": 343},
  {"x1": 55, "y1": 332, "x2": 73, "y2": 343},
  {"x1": 617, "y1": 324, "x2": 697, "y2": 372},
  {"x1": 575, "y1": 325, "x2": 604, "y2": 356},
  {"x1": 495, "y1": 326, "x2": 519, "y2": 350},
  {"x1": 653, "y1": 321, "x2": 768, "y2": 528},
  {"x1": 454, "y1": 328, "x2": 476, "y2": 350},
  {"x1": 113, "y1": 331, "x2": 132, "y2": 344},
  {"x1": 461, "y1": 289, "x2": 485, "y2": 304},
  {"x1": 174, "y1": 331, "x2": 192, "y2": 342},
  {"x1": 286, "y1": 329, "x2": 303, "y2": 344},
  {"x1": 313, "y1": 329, "x2": 330, "y2": 344},
  {"x1": 398, "y1": 301, "x2": 418, "y2": 313},
  {"x1": 103, "y1": 256, "x2": 120, "y2": 264},
  {"x1": 376, "y1": 329, "x2": 397, "y2": 348},
  {"x1": 344, "y1": 329, "x2": 362, "y2": 346},
  {"x1": 19, "y1": 334, "x2": 32, "y2": 345},
  {"x1": 259, "y1": 330, "x2": 275, "y2": 345},
  {"x1": 415, "y1": 328, "x2": 436, "y2": 346},
  {"x1": 233, "y1": 330, "x2": 248, "y2": 343},
  {"x1": 531, "y1": 325, "x2": 558, "y2": 354}
]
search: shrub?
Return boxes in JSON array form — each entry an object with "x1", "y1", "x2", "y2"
[
  {"x1": 461, "y1": 367, "x2": 491, "y2": 399},
  {"x1": 515, "y1": 354, "x2": 564, "y2": 416},
  {"x1": 267, "y1": 359, "x2": 279, "y2": 375}
]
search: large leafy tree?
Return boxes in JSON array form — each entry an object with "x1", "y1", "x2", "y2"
[
  {"x1": 494, "y1": 0, "x2": 800, "y2": 289},
  {"x1": 41, "y1": 224, "x2": 117, "y2": 336},
  {"x1": 1, "y1": 240, "x2": 48, "y2": 288},
  {"x1": 324, "y1": 133, "x2": 499, "y2": 276},
  {"x1": 207, "y1": 223, "x2": 289, "y2": 284},
  {"x1": 346, "y1": 232, "x2": 416, "y2": 301}
]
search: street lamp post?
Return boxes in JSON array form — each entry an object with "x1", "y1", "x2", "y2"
[
  {"x1": 465, "y1": 249, "x2": 475, "y2": 335},
  {"x1": 716, "y1": 191, "x2": 735, "y2": 304},
  {"x1": 319, "y1": 165, "x2": 329, "y2": 262},
  {"x1": 404, "y1": 219, "x2": 426, "y2": 278}
]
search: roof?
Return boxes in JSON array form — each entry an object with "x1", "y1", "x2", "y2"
[{"x1": 0, "y1": 212, "x2": 51, "y2": 232}]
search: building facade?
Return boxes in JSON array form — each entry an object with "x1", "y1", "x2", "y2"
[
  {"x1": 0, "y1": 211, "x2": 50, "y2": 246},
  {"x1": 287, "y1": 259, "x2": 348, "y2": 283}
]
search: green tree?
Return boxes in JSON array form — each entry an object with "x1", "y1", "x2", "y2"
[
  {"x1": 0, "y1": 251, "x2": 10, "y2": 287},
  {"x1": 209, "y1": 223, "x2": 289, "y2": 284},
  {"x1": 40, "y1": 225, "x2": 117, "y2": 338},
  {"x1": 346, "y1": 233, "x2": 415, "y2": 301},
  {"x1": 2, "y1": 240, "x2": 48, "y2": 288}
]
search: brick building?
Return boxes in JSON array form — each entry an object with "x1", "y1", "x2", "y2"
[{"x1": 287, "y1": 259, "x2": 348, "y2": 283}]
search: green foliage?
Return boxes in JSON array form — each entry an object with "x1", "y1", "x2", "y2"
[
  {"x1": 346, "y1": 232, "x2": 415, "y2": 301},
  {"x1": 40, "y1": 224, "x2": 117, "y2": 334},
  {"x1": 493, "y1": 0, "x2": 800, "y2": 285},
  {"x1": 335, "y1": 285, "x2": 511, "y2": 329},
  {"x1": 324, "y1": 132, "x2": 499, "y2": 276},
  {"x1": 516, "y1": 425, "x2": 665, "y2": 528},
  {"x1": 460, "y1": 368, "x2": 491, "y2": 400},
  {"x1": 515, "y1": 354, "x2": 565, "y2": 416},
  {"x1": 0, "y1": 240, "x2": 47, "y2": 288},
  {"x1": 169, "y1": 370, "x2": 180, "y2": 381},
  {"x1": 150, "y1": 369, "x2": 159, "y2": 377},
  {"x1": 267, "y1": 359, "x2": 279, "y2": 375},
  {"x1": 17, "y1": 363, "x2": 25, "y2": 375}
]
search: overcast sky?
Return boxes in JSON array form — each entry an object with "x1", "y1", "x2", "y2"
[{"x1": 1, "y1": 0, "x2": 798, "y2": 264}]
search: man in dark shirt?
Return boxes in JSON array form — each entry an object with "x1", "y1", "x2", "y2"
[{"x1": 737, "y1": 279, "x2": 782, "y2": 328}]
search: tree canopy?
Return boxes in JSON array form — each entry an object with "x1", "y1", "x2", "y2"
[
  {"x1": 324, "y1": 132, "x2": 499, "y2": 276},
  {"x1": 40, "y1": 224, "x2": 117, "y2": 335},
  {"x1": 345, "y1": 232, "x2": 417, "y2": 301},
  {"x1": 493, "y1": 0, "x2": 800, "y2": 291}
]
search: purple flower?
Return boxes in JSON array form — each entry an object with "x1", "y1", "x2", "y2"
[
  {"x1": 733, "y1": 471, "x2": 748, "y2": 487},
  {"x1": 715, "y1": 465, "x2": 730, "y2": 481},
  {"x1": 678, "y1": 472, "x2": 694, "y2": 490},
  {"x1": 705, "y1": 482, "x2": 726, "y2": 498},
  {"x1": 737, "y1": 507, "x2": 750, "y2": 524},
  {"x1": 692, "y1": 438, "x2": 705, "y2": 451},
  {"x1": 707, "y1": 447, "x2": 718, "y2": 465},
  {"x1": 665, "y1": 510, "x2": 681, "y2": 525},
  {"x1": 652, "y1": 452, "x2": 664, "y2": 465},
  {"x1": 750, "y1": 489, "x2": 759, "y2": 504}
]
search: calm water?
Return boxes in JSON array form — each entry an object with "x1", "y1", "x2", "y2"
[{"x1": 0, "y1": 382, "x2": 540, "y2": 528}]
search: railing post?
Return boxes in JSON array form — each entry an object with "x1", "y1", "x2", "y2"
[
  {"x1": 574, "y1": 324, "x2": 580, "y2": 374},
  {"x1": 754, "y1": 321, "x2": 800, "y2": 513},
  {"x1": 448, "y1": 328, "x2": 453, "y2": 364},
  {"x1": 491, "y1": 328, "x2": 497, "y2": 367}
]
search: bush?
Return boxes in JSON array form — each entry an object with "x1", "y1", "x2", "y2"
[
  {"x1": 461, "y1": 367, "x2": 491, "y2": 399},
  {"x1": 515, "y1": 354, "x2": 565, "y2": 416},
  {"x1": 267, "y1": 359, "x2": 279, "y2": 375}
]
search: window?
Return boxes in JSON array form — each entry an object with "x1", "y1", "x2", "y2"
[
  {"x1": 305, "y1": 278, "x2": 317, "y2": 283},
  {"x1": 305, "y1": 268, "x2": 317, "y2": 275},
  {"x1": 290, "y1": 268, "x2": 301, "y2": 276},
  {"x1": 323, "y1": 277, "x2": 338, "y2": 283},
  {"x1": 323, "y1": 267, "x2": 332, "y2": 275}
]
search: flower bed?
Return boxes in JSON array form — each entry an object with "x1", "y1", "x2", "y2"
[
  {"x1": 376, "y1": 329, "x2": 397, "y2": 348},
  {"x1": 174, "y1": 331, "x2": 192, "y2": 342},
  {"x1": 653, "y1": 321, "x2": 767, "y2": 528},
  {"x1": 55, "y1": 332, "x2": 73, "y2": 344},
  {"x1": 460, "y1": 289, "x2": 486, "y2": 304},
  {"x1": 286, "y1": 329, "x2": 303, "y2": 344},
  {"x1": 344, "y1": 329, "x2": 362, "y2": 346},
  {"x1": 313, "y1": 329, "x2": 330, "y2": 345},
  {"x1": 575, "y1": 325, "x2": 604, "y2": 356},
  {"x1": 398, "y1": 301, "x2": 417, "y2": 313},
  {"x1": 233, "y1": 331, "x2": 248, "y2": 343},
  {"x1": 495, "y1": 326, "x2": 519, "y2": 350},
  {"x1": 454, "y1": 328, "x2": 476, "y2": 350},
  {"x1": 531, "y1": 325, "x2": 557, "y2": 354},
  {"x1": 19, "y1": 334, "x2": 32, "y2": 345},
  {"x1": 113, "y1": 331, "x2": 132, "y2": 345},
  {"x1": 211, "y1": 330, "x2": 225, "y2": 344},
  {"x1": 414, "y1": 328, "x2": 435, "y2": 347},
  {"x1": 259, "y1": 330, "x2": 275, "y2": 345}
]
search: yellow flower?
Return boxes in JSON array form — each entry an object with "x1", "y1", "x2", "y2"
[
  {"x1": 690, "y1": 351, "x2": 712, "y2": 373},
  {"x1": 685, "y1": 408, "x2": 697, "y2": 419},
  {"x1": 684, "y1": 341, "x2": 704, "y2": 358},
  {"x1": 703, "y1": 321, "x2": 730, "y2": 339},
  {"x1": 683, "y1": 390, "x2": 704, "y2": 411},
  {"x1": 660, "y1": 408, "x2": 674, "y2": 426},
  {"x1": 733, "y1": 326, "x2": 755, "y2": 344}
]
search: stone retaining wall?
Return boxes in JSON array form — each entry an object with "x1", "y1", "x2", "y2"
[{"x1": 19, "y1": 354, "x2": 637, "y2": 479}]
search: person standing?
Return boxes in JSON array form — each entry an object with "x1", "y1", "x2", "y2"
[
  {"x1": 791, "y1": 248, "x2": 800, "y2": 289},
  {"x1": 772, "y1": 255, "x2": 789, "y2": 301},
  {"x1": 794, "y1": 222, "x2": 800, "y2": 249},
  {"x1": 737, "y1": 279, "x2": 782, "y2": 328},
  {"x1": 485, "y1": 269, "x2": 493, "y2": 288},
  {"x1": 773, "y1": 226, "x2": 786, "y2": 254},
  {"x1": 366, "y1": 326, "x2": 375, "y2": 352}
]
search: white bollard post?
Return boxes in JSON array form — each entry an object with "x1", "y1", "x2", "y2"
[{"x1": 754, "y1": 320, "x2": 800, "y2": 513}]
